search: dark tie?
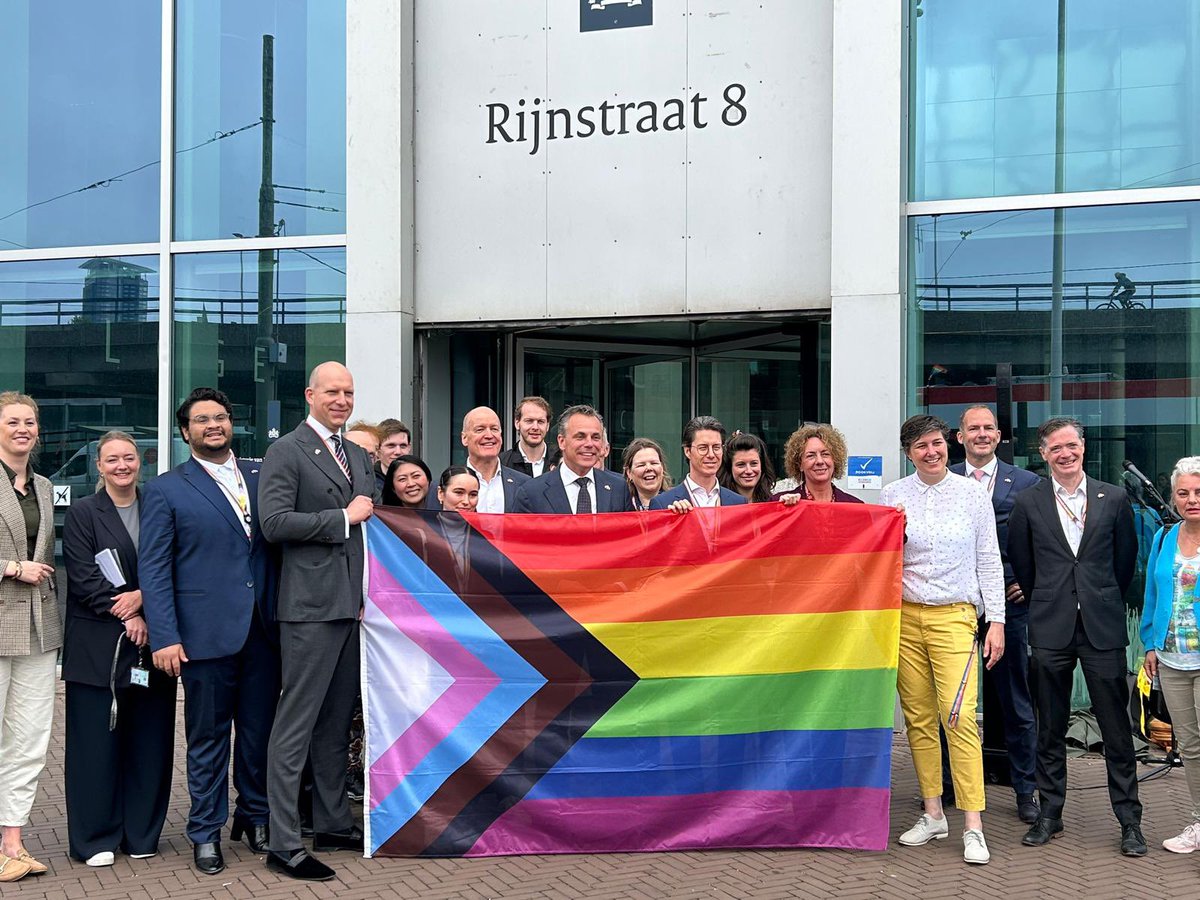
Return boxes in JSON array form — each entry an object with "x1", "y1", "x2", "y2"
[
  {"x1": 331, "y1": 434, "x2": 351, "y2": 481},
  {"x1": 575, "y1": 477, "x2": 592, "y2": 514}
]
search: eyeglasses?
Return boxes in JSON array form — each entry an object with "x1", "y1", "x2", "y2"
[
  {"x1": 190, "y1": 413, "x2": 231, "y2": 425},
  {"x1": 690, "y1": 444, "x2": 722, "y2": 456}
]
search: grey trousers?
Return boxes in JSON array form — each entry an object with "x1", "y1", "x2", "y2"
[
  {"x1": 267, "y1": 620, "x2": 360, "y2": 851},
  {"x1": 1158, "y1": 662, "x2": 1200, "y2": 822}
]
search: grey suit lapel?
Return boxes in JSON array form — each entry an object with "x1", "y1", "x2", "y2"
[{"x1": 299, "y1": 423, "x2": 351, "y2": 496}]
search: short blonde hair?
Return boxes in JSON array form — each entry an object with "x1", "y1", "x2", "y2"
[
  {"x1": 783, "y1": 424, "x2": 848, "y2": 481},
  {"x1": 0, "y1": 391, "x2": 38, "y2": 420}
]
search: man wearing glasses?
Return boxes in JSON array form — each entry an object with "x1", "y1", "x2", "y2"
[
  {"x1": 140, "y1": 387, "x2": 281, "y2": 876},
  {"x1": 650, "y1": 416, "x2": 747, "y2": 512}
]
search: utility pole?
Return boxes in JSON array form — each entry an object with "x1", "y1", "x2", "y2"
[
  {"x1": 256, "y1": 34, "x2": 277, "y2": 449},
  {"x1": 1049, "y1": 0, "x2": 1066, "y2": 416}
]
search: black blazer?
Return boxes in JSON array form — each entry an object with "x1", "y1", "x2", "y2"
[
  {"x1": 499, "y1": 446, "x2": 561, "y2": 479},
  {"x1": 62, "y1": 490, "x2": 149, "y2": 687},
  {"x1": 950, "y1": 460, "x2": 1041, "y2": 587},
  {"x1": 1007, "y1": 476, "x2": 1137, "y2": 651},
  {"x1": 511, "y1": 467, "x2": 634, "y2": 513}
]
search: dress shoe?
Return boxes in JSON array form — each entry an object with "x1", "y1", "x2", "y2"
[
  {"x1": 231, "y1": 817, "x2": 270, "y2": 853},
  {"x1": 193, "y1": 841, "x2": 225, "y2": 875},
  {"x1": 1021, "y1": 817, "x2": 1064, "y2": 846},
  {"x1": 266, "y1": 848, "x2": 335, "y2": 882},
  {"x1": 897, "y1": 814, "x2": 948, "y2": 846},
  {"x1": 0, "y1": 853, "x2": 31, "y2": 883},
  {"x1": 16, "y1": 848, "x2": 47, "y2": 875},
  {"x1": 313, "y1": 825, "x2": 364, "y2": 852},
  {"x1": 1121, "y1": 823, "x2": 1148, "y2": 857},
  {"x1": 1016, "y1": 793, "x2": 1041, "y2": 825}
]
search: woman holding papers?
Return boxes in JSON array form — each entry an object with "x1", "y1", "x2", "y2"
[
  {"x1": 62, "y1": 431, "x2": 175, "y2": 867},
  {"x1": 0, "y1": 392, "x2": 60, "y2": 882}
]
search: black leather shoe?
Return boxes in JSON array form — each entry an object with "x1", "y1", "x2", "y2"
[
  {"x1": 1121, "y1": 823, "x2": 1148, "y2": 857},
  {"x1": 313, "y1": 826, "x2": 364, "y2": 852},
  {"x1": 266, "y1": 848, "x2": 335, "y2": 882},
  {"x1": 1016, "y1": 793, "x2": 1041, "y2": 825},
  {"x1": 193, "y1": 842, "x2": 225, "y2": 875},
  {"x1": 231, "y1": 817, "x2": 269, "y2": 853},
  {"x1": 1021, "y1": 817, "x2": 1064, "y2": 846}
]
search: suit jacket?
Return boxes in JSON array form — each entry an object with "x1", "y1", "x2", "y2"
[
  {"x1": 950, "y1": 460, "x2": 1041, "y2": 587},
  {"x1": 1007, "y1": 476, "x2": 1137, "y2": 651},
  {"x1": 258, "y1": 423, "x2": 378, "y2": 622},
  {"x1": 0, "y1": 471, "x2": 60, "y2": 656},
  {"x1": 499, "y1": 446, "x2": 561, "y2": 479},
  {"x1": 468, "y1": 463, "x2": 530, "y2": 512},
  {"x1": 62, "y1": 490, "x2": 145, "y2": 686},
  {"x1": 511, "y1": 466, "x2": 634, "y2": 513},
  {"x1": 140, "y1": 457, "x2": 280, "y2": 659},
  {"x1": 649, "y1": 482, "x2": 748, "y2": 510}
]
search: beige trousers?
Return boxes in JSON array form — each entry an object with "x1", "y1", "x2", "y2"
[{"x1": 0, "y1": 649, "x2": 57, "y2": 826}]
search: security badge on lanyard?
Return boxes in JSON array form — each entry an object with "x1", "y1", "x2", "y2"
[{"x1": 208, "y1": 461, "x2": 253, "y2": 534}]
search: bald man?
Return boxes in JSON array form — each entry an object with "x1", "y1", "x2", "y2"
[
  {"x1": 257, "y1": 362, "x2": 379, "y2": 881},
  {"x1": 461, "y1": 406, "x2": 529, "y2": 513}
]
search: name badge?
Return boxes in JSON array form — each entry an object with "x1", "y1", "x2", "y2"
[{"x1": 130, "y1": 666, "x2": 150, "y2": 688}]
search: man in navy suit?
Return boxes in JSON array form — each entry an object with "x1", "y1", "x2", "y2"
[
  {"x1": 512, "y1": 405, "x2": 634, "y2": 513},
  {"x1": 140, "y1": 387, "x2": 280, "y2": 876},
  {"x1": 650, "y1": 416, "x2": 748, "y2": 512},
  {"x1": 462, "y1": 406, "x2": 529, "y2": 512},
  {"x1": 951, "y1": 404, "x2": 1042, "y2": 824}
]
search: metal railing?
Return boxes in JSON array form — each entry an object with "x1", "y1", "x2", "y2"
[{"x1": 915, "y1": 277, "x2": 1200, "y2": 312}]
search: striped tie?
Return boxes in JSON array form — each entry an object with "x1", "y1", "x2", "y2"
[{"x1": 331, "y1": 433, "x2": 351, "y2": 481}]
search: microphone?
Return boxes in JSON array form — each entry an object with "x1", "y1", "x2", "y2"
[{"x1": 1122, "y1": 459, "x2": 1155, "y2": 491}]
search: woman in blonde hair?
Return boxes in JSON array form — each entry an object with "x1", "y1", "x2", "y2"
[
  {"x1": 0, "y1": 392, "x2": 59, "y2": 882},
  {"x1": 62, "y1": 431, "x2": 176, "y2": 867}
]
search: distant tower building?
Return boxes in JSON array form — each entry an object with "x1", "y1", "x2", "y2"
[{"x1": 79, "y1": 258, "x2": 152, "y2": 322}]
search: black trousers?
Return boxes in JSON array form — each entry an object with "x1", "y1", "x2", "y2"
[
  {"x1": 180, "y1": 610, "x2": 280, "y2": 843},
  {"x1": 64, "y1": 677, "x2": 177, "y2": 860},
  {"x1": 1031, "y1": 613, "x2": 1142, "y2": 825}
]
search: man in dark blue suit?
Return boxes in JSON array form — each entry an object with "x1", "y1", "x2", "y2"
[
  {"x1": 650, "y1": 416, "x2": 748, "y2": 511},
  {"x1": 512, "y1": 405, "x2": 634, "y2": 513},
  {"x1": 951, "y1": 404, "x2": 1041, "y2": 824},
  {"x1": 140, "y1": 387, "x2": 280, "y2": 876}
]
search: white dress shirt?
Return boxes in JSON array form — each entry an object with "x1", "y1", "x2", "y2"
[
  {"x1": 1051, "y1": 475, "x2": 1087, "y2": 556},
  {"x1": 559, "y1": 464, "x2": 597, "y2": 513},
  {"x1": 194, "y1": 452, "x2": 252, "y2": 537},
  {"x1": 306, "y1": 414, "x2": 351, "y2": 538},
  {"x1": 470, "y1": 461, "x2": 506, "y2": 513},
  {"x1": 519, "y1": 444, "x2": 548, "y2": 479},
  {"x1": 879, "y1": 471, "x2": 1005, "y2": 623},
  {"x1": 683, "y1": 476, "x2": 722, "y2": 508},
  {"x1": 965, "y1": 456, "x2": 998, "y2": 494}
]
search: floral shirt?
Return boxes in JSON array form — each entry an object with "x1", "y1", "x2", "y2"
[{"x1": 1159, "y1": 550, "x2": 1200, "y2": 671}]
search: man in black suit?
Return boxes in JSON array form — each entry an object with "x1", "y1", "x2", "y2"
[
  {"x1": 461, "y1": 406, "x2": 528, "y2": 512},
  {"x1": 512, "y1": 405, "x2": 634, "y2": 514},
  {"x1": 1007, "y1": 416, "x2": 1143, "y2": 856},
  {"x1": 951, "y1": 405, "x2": 1042, "y2": 824},
  {"x1": 257, "y1": 362, "x2": 378, "y2": 881}
]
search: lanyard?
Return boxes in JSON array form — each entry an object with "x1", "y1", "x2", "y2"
[
  {"x1": 1054, "y1": 489, "x2": 1086, "y2": 530},
  {"x1": 686, "y1": 479, "x2": 721, "y2": 508},
  {"x1": 205, "y1": 460, "x2": 253, "y2": 531}
]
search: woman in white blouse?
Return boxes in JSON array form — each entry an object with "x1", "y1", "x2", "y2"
[{"x1": 880, "y1": 414, "x2": 1005, "y2": 866}]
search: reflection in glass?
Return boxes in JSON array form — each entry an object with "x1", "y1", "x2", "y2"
[
  {"x1": 0, "y1": 2, "x2": 161, "y2": 249},
  {"x1": 910, "y1": 1, "x2": 1200, "y2": 200},
  {"x1": 173, "y1": 249, "x2": 346, "y2": 462},
  {"x1": 0, "y1": 256, "x2": 161, "y2": 573},
  {"x1": 175, "y1": 0, "x2": 347, "y2": 240}
]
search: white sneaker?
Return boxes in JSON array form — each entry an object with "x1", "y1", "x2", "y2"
[
  {"x1": 898, "y1": 813, "x2": 949, "y2": 846},
  {"x1": 963, "y1": 829, "x2": 990, "y2": 865},
  {"x1": 85, "y1": 851, "x2": 115, "y2": 867},
  {"x1": 1163, "y1": 822, "x2": 1200, "y2": 854},
  {"x1": 128, "y1": 852, "x2": 156, "y2": 860}
]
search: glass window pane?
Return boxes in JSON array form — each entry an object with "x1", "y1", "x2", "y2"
[
  {"x1": 0, "y1": 2, "x2": 161, "y2": 250},
  {"x1": 0, "y1": 256, "x2": 161, "y2": 572},
  {"x1": 910, "y1": 0, "x2": 1200, "y2": 200},
  {"x1": 175, "y1": 1, "x2": 347, "y2": 240},
  {"x1": 172, "y1": 249, "x2": 346, "y2": 462}
]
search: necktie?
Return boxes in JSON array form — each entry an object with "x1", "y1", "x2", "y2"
[
  {"x1": 575, "y1": 477, "x2": 592, "y2": 514},
  {"x1": 971, "y1": 469, "x2": 986, "y2": 483},
  {"x1": 331, "y1": 434, "x2": 351, "y2": 481}
]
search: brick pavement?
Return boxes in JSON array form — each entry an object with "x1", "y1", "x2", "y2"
[{"x1": 8, "y1": 686, "x2": 1200, "y2": 899}]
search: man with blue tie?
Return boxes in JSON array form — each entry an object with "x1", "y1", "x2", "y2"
[
  {"x1": 951, "y1": 404, "x2": 1041, "y2": 825},
  {"x1": 140, "y1": 387, "x2": 280, "y2": 876},
  {"x1": 511, "y1": 405, "x2": 633, "y2": 513}
]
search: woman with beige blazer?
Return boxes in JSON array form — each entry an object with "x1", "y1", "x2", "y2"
[{"x1": 0, "y1": 392, "x2": 61, "y2": 882}]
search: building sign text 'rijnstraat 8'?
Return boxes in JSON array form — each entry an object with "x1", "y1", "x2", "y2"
[{"x1": 486, "y1": 84, "x2": 747, "y2": 156}]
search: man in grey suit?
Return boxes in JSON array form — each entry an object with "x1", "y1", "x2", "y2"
[
  {"x1": 512, "y1": 405, "x2": 634, "y2": 513},
  {"x1": 258, "y1": 362, "x2": 378, "y2": 881}
]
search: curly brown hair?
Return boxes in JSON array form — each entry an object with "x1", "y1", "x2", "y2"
[{"x1": 782, "y1": 424, "x2": 848, "y2": 481}]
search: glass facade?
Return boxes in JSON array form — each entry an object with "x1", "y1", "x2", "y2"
[
  {"x1": 175, "y1": 0, "x2": 347, "y2": 240},
  {"x1": 910, "y1": 0, "x2": 1200, "y2": 201},
  {"x1": 173, "y1": 249, "x2": 346, "y2": 462},
  {"x1": 0, "y1": 1, "x2": 161, "y2": 249}
]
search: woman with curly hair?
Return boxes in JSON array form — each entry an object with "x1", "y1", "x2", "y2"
[{"x1": 773, "y1": 423, "x2": 863, "y2": 504}]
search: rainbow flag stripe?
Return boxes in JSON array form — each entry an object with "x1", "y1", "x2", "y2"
[{"x1": 363, "y1": 502, "x2": 903, "y2": 857}]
